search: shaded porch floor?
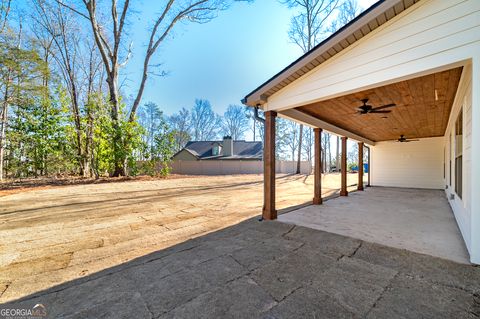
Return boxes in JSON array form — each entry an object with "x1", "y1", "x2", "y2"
[
  {"x1": 2, "y1": 218, "x2": 479, "y2": 318},
  {"x1": 279, "y1": 187, "x2": 470, "y2": 264}
]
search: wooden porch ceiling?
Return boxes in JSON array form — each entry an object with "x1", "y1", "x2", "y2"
[{"x1": 296, "y1": 67, "x2": 463, "y2": 142}]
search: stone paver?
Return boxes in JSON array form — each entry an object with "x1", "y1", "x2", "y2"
[{"x1": 1, "y1": 219, "x2": 479, "y2": 319}]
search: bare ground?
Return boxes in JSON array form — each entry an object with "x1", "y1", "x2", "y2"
[{"x1": 0, "y1": 173, "x2": 359, "y2": 303}]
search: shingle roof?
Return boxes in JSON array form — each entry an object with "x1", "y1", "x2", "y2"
[{"x1": 180, "y1": 140, "x2": 262, "y2": 160}]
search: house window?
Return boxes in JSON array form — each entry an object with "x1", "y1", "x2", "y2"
[
  {"x1": 212, "y1": 145, "x2": 221, "y2": 156},
  {"x1": 455, "y1": 109, "x2": 463, "y2": 198}
]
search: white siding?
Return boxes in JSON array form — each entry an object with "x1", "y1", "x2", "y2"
[
  {"x1": 445, "y1": 63, "x2": 474, "y2": 256},
  {"x1": 267, "y1": 0, "x2": 480, "y2": 111},
  {"x1": 371, "y1": 137, "x2": 444, "y2": 189}
]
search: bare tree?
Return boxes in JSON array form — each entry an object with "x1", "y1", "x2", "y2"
[
  {"x1": 281, "y1": 0, "x2": 340, "y2": 174},
  {"x1": 284, "y1": 120, "x2": 299, "y2": 162},
  {"x1": 223, "y1": 105, "x2": 249, "y2": 140},
  {"x1": 55, "y1": 0, "x2": 251, "y2": 176},
  {"x1": 32, "y1": 0, "x2": 91, "y2": 175},
  {"x1": 302, "y1": 126, "x2": 313, "y2": 161},
  {"x1": 329, "y1": 0, "x2": 360, "y2": 31},
  {"x1": 245, "y1": 107, "x2": 256, "y2": 141},
  {"x1": 0, "y1": 0, "x2": 11, "y2": 33},
  {"x1": 190, "y1": 99, "x2": 221, "y2": 141},
  {"x1": 282, "y1": 0, "x2": 340, "y2": 52},
  {"x1": 169, "y1": 107, "x2": 191, "y2": 152}
]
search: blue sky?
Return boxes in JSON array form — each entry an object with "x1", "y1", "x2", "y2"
[{"x1": 123, "y1": 0, "x2": 378, "y2": 116}]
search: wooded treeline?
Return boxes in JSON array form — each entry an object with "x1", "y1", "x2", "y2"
[
  {"x1": 0, "y1": 0, "x2": 252, "y2": 180},
  {"x1": 0, "y1": 0, "x2": 361, "y2": 180}
]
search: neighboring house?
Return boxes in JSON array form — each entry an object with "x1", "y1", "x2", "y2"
[
  {"x1": 171, "y1": 136, "x2": 264, "y2": 175},
  {"x1": 172, "y1": 136, "x2": 262, "y2": 161},
  {"x1": 171, "y1": 136, "x2": 312, "y2": 175},
  {"x1": 243, "y1": 0, "x2": 480, "y2": 263}
]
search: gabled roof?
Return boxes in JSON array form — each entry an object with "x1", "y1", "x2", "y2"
[
  {"x1": 242, "y1": 0, "x2": 421, "y2": 107},
  {"x1": 176, "y1": 140, "x2": 263, "y2": 160}
]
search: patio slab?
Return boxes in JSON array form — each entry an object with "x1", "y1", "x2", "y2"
[
  {"x1": 278, "y1": 187, "x2": 470, "y2": 264},
  {"x1": 1, "y1": 219, "x2": 479, "y2": 318}
]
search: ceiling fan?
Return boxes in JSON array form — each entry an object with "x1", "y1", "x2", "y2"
[
  {"x1": 356, "y1": 98, "x2": 396, "y2": 114},
  {"x1": 397, "y1": 135, "x2": 419, "y2": 143}
]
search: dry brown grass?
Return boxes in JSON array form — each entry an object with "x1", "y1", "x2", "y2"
[{"x1": 0, "y1": 173, "x2": 362, "y2": 302}]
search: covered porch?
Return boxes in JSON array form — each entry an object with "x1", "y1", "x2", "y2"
[
  {"x1": 243, "y1": 0, "x2": 480, "y2": 263},
  {"x1": 279, "y1": 187, "x2": 470, "y2": 264}
]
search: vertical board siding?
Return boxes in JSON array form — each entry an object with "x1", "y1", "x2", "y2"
[
  {"x1": 371, "y1": 137, "x2": 444, "y2": 189},
  {"x1": 266, "y1": 0, "x2": 480, "y2": 111}
]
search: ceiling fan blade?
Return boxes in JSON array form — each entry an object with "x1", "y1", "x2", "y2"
[
  {"x1": 372, "y1": 103, "x2": 396, "y2": 111},
  {"x1": 369, "y1": 110, "x2": 391, "y2": 114}
]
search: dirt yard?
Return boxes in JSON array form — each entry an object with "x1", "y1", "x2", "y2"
[{"x1": 0, "y1": 173, "x2": 360, "y2": 302}]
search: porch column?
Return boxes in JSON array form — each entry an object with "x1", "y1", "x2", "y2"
[
  {"x1": 313, "y1": 128, "x2": 322, "y2": 204},
  {"x1": 367, "y1": 146, "x2": 371, "y2": 187},
  {"x1": 340, "y1": 136, "x2": 348, "y2": 196},
  {"x1": 263, "y1": 111, "x2": 277, "y2": 220},
  {"x1": 358, "y1": 142, "x2": 364, "y2": 191}
]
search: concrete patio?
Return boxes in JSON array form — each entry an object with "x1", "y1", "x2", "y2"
[
  {"x1": 2, "y1": 218, "x2": 479, "y2": 318},
  {"x1": 279, "y1": 187, "x2": 470, "y2": 264}
]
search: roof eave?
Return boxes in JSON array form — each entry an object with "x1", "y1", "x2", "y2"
[{"x1": 242, "y1": 0, "x2": 408, "y2": 107}]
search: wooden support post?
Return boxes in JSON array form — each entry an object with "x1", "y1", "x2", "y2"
[
  {"x1": 340, "y1": 136, "x2": 348, "y2": 196},
  {"x1": 358, "y1": 142, "x2": 364, "y2": 191},
  {"x1": 263, "y1": 111, "x2": 277, "y2": 220},
  {"x1": 313, "y1": 128, "x2": 322, "y2": 204},
  {"x1": 367, "y1": 146, "x2": 371, "y2": 187}
]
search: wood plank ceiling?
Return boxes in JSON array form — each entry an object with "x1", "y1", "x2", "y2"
[{"x1": 297, "y1": 67, "x2": 463, "y2": 142}]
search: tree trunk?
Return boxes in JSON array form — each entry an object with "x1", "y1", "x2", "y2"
[
  {"x1": 296, "y1": 124, "x2": 303, "y2": 174},
  {"x1": 106, "y1": 72, "x2": 126, "y2": 177},
  {"x1": 0, "y1": 102, "x2": 7, "y2": 181}
]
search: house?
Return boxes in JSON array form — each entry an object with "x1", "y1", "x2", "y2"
[
  {"x1": 171, "y1": 136, "x2": 267, "y2": 175},
  {"x1": 172, "y1": 136, "x2": 262, "y2": 161},
  {"x1": 243, "y1": 0, "x2": 480, "y2": 264}
]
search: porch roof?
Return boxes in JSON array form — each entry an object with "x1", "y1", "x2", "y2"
[{"x1": 242, "y1": 0, "x2": 421, "y2": 107}]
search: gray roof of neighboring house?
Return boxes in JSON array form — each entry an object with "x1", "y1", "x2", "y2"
[
  {"x1": 242, "y1": 0, "x2": 421, "y2": 107},
  {"x1": 177, "y1": 140, "x2": 263, "y2": 160}
]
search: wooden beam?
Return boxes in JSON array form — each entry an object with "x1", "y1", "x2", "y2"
[
  {"x1": 263, "y1": 111, "x2": 277, "y2": 220},
  {"x1": 313, "y1": 128, "x2": 323, "y2": 204},
  {"x1": 340, "y1": 136, "x2": 348, "y2": 196},
  {"x1": 279, "y1": 108, "x2": 375, "y2": 146},
  {"x1": 358, "y1": 142, "x2": 364, "y2": 191}
]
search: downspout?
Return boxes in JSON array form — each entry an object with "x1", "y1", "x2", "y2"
[
  {"x1": 253, "y1": 105, "x2": 266, "y2": 222},
  {"x1": 254, "y1": 105, "x2": 265, "y2": 124}
]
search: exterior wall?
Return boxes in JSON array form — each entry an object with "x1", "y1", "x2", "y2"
[
  {"x1": 370, "y1": 137, "x2": 444, "y2": 189},
  {"x1": 172, "y1": 149, "x2": 197, "y2": 161},
  {"x1": 266, "y1": 0, "x2": 480, "y2": 112},
  {"x1": 444, "y1": 63, "x2": 472, "y2": 255},
  {"x1": 470, "y1": 55, "x2": 480, "y2": 264},
  {"x1": 171, "y1": 160, "x2": 312, "y2": 176}
]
